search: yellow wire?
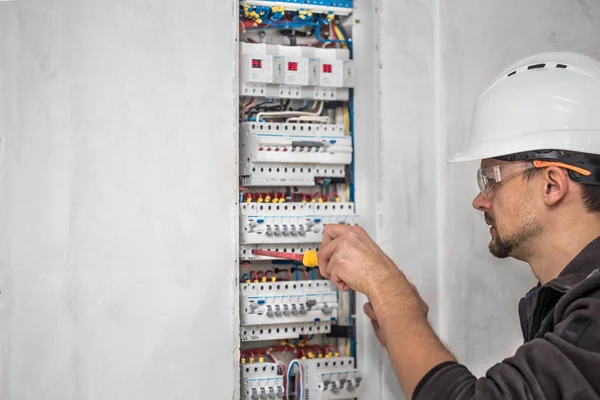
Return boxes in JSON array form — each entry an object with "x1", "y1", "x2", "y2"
[
  {"x1": 343, "y1": 107, "x2": 350, "y2": 135},
  {"x1": 333, "y1": 23, "x2": 348, "y2": 50}
]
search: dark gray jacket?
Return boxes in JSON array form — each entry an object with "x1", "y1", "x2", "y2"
[{"x1": 413, "y1": 237, "x2": 600, "y2": 400}]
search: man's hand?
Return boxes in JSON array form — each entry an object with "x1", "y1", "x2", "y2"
[
  {"x1": 318, "y1": 224, "x2": 456, "y2": 399},
  {"x1": 317, "y1": 224, "x2": 404, "y2": 297}
]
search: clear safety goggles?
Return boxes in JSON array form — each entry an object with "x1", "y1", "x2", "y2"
[{"x1": 476, "y1": 160, "x2": 592, "y2": 197}]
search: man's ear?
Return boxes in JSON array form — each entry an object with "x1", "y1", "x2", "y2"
[{"x1": 542, "y1": 167, "x2": 570, "y2": 206}]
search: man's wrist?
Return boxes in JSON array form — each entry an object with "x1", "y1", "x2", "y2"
[{"x1": 369, "y1": 271, "x2": 412, "y2": 307}]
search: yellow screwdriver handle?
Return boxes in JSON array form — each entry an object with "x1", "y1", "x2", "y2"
[{"x1": 303, "y1": 250, "x2": 319, "y2": 267}]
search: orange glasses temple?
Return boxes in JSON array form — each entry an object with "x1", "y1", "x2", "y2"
[{"x1": 533, "y1": 160, "x2": 592, "y2": 176}]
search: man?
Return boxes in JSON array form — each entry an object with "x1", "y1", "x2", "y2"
[{"x1": 317, "y1": 51, "x2": 600, "y2": 399}]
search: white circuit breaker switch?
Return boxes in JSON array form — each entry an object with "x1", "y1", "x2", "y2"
[
  {"x1": 241, "y1": 362, "x2": 284, "y2": 400},
  {"x1": 299, "y1": 357, "x2": 364, "y2": 400},
  {"x1": 343, "y1": 60, "x2": 355, "y2": 88}
]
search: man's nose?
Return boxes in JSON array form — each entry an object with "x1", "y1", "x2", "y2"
[{"x1": 472, "y1": 192, "x2": 492, "y2": 212}]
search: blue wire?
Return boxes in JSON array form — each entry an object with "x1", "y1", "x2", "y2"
[
  {"x1": 241, "y1": 273, "x2": 250, "y2": 282},
  {"x1": 297, "y1": 100, "x2": 311, "y2": 111},
  {"x1": 295, "y1": 267, "x2": 299, "y2": 281},
  {"x1": 311, "y1": 269, "x2": 315, "y2": 280},
  {"x1": 287, "y1": 361, "x2": 302, "y2": 400},
  {"x1": 349, "y1": 89, "x2": 355, "y2": 202},
  {"x1": 254, "y1": 99, "x2": 275, "y2": 108},
  {"x1": 349, "y1": 289, "x2": 355, "y2": 357}
]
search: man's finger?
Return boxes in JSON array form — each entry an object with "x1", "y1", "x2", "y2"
[
  {"x1": 321, "y1": 224, "x2": 351, "y2": 248},
  {"x1": 331, "y1": 274, "x2": 350, "y2": 291},
  {"x1": 363, "y1": 302, "x2": 376, "y2": 321},
  {"x1": 317, "y1": 238, "x2": 340, "y2": 279}
]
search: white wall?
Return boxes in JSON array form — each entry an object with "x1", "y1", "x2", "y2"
[
  {"x1": 375, "y1": 0, "x2": 600, "y2": 398},
  {"x1": 0, "y1": 1, "x2": 239, "y2": 399}
]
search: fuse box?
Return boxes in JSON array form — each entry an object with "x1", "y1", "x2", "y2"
[{"x1": 238, "y1": 2, "x2": 361, "y2": 398}]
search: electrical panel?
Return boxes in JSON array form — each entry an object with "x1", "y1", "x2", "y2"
[
  {"x1": 299, "y1": 357, "x2": 363, "y2": 399},
  {"x1": 241, "y1": 362, "x2": 285, "y2": 400},
  {"x1": 239, "y1": 1, "x2": 361, "y2": 398}
]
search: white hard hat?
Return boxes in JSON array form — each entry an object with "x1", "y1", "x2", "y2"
[{"x1": 450, "y1": 51, "x2": 600, "y2": 163}]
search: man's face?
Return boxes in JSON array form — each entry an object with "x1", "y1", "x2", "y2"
[{"x1": 472, "y1": 159, "x2": 543, "y2": 259}]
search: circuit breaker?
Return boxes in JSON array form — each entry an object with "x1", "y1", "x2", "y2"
[
  {"x1": 299, "y1": 357, "x2": 363, "y2": 399},
  {"x1": 241, "y1": 362, "x2": 285, "y2": 400},
  {"x1": 241, "y1": 44, "x2": 354, "y2": 100},
  {"x1": 240, "y1": 202, "x2": 358, "y2": 244}
]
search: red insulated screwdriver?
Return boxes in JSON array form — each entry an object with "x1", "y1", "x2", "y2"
[{"x1": 252, "y1": 249, "x2": 319, "y2": 267}]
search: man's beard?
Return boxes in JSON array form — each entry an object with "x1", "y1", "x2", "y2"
[{"x1": 486, "y1": 213, "x2": 542, "y2": 259}]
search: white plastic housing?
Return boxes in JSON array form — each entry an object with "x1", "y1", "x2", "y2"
[
  {"x1": 240, "y1": 44, "x2": 353, "y2": 99},
  {"x1": 343, "y1": 60, "x2": 355, "y2": 88},
  {"x1": 240, "y1": 161, "x2": 316, "y2": 186},
  {"x1": 309, "y1": 59, "x2": 344, "y2": 88},
  {"x1": 241, "y1": 321, "x2": 331, "y2": 342},
  {"x1": 274, "y1": 56, "x2": 310, "y2": 86},
  {"x1": 241, "y1": 362, "x2": 284, "y2": 400},
  {"x1": 241, "y1": 54, "x2": 276, "y2": 84},
  {"x1": 240, "y1": 280, "x2": 338, "y2": 326},
  {"x1": 240, "y1": 202, "x2": 358, "y2": 244},
  {"x1": 299, "y1": 357, "x2": 364, "y2": 400},
  {"x1": 240, "y1": 123, "x2": 352, "y2": 166}
]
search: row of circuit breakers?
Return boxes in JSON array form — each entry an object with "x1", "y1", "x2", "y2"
[
  {"x1": 241, "y1": 43, "x2": 354, "y2": 101},
  {"x1": 238, "y1": 1, "x2": 362, "y2": 399},
  {"x1": 242, "y1": 359, "x2": 362, "y2": 400}
]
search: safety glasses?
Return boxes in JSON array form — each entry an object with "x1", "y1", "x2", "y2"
[{"x1": 476, "y1": 160, "x2": 592, "y2": 197}]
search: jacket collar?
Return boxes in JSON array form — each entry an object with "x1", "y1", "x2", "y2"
[{"x1": 545, "y1": 235, "x2": 600, "y2": 293}]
